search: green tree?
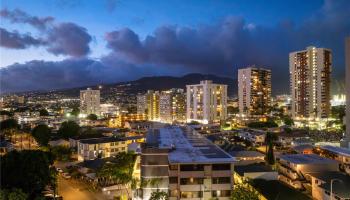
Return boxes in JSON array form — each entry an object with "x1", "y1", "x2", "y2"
[
  {"x1": 283, "y1": 116, "x2": 294, "y2": 126},
  {"x1": 87, "y1": 113, "x2": 98, "y2": 120},
  {"x1": 50, "y1": 146, "x2": 72, "y2": 161},
  {"x1": 32, "y1": 124, "x2": 51, "y2": 146},
  {"x1": 97, "y1": 152, "x2": 136, "y2": 198},
  {"x1": 8, "y1": 188, "x2": 28, "y2": 200},
  {"x1": 0, "y1": 110, "x2": 13, "y2": 116},
  {"x1": 149, "y1": 191, "x2": 168, "y2": 200},
  {"x1": 265, "y1": 132, "x2": 278, "y2": 165},
  {"x1": 231, "y1": 183, "x2": 259, "y2": 200},
  {"x1": 71, "y1": 106, "x2": 80, "y2": 116},
  {"x1": 57, "y1": 121, "x2": 80, "y2": 139},
  {"x1": 0, "y1": 119, "x2": 19, "y2": 141},
  {"x1": 1, "y1": 150, "x2": 55, "y2": 198},
  {"x1": 227, "y1": 106, "x2": 239, "y2": 115},
  {"x1": 39, "y1": 109, "x2": 49, "y2": 116}
]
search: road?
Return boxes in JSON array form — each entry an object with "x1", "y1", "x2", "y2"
[{"x1": 57, "y1": 176, "x2": 106, "y2": 200}]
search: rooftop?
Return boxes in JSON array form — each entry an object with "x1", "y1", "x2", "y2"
[
  {"x1": 230, "y1": 150, "x2": 265, "y2": 158},
  {"x1": 235, "y1": 163, "x2": 274, "y2": 176},
  {"x1": 319, "y1": 145, "x2": 350, "y2": 157},
  {"x1": 79, "y1": 137, "x2": 125, "y2": 144},
  {"x1": 146, "y1": 126, "x2": 235, "y2": 164},
  {"x1": 280, "y1": 154, "x2": 338, "y2": 165},
  {"x1": 307, "y1": 171, "x2": 350, "y2": 198}
]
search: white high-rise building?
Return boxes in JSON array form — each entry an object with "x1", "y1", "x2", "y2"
[
  {"x1": 238, "y1": 67, "x2": 271, "y2": 116},
  {"x1": 80, "y1": 88, "x2": 100, "y2": 115},
  {"x1": 186, "y1": 80, "x2": 227, "y2": 124},
  {"x1": 289, "y1": 46, "x2": 332, "y2": 119}
]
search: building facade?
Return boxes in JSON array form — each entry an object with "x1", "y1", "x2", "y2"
[
  {"x1": 159, "y1": 89, "x2": 186, "y2": 123},
  {"x1": 140, "y1": 126, "x2": 235, "y2": 200},
  {"x1": 137, "y1": 90, "x2": 160, "y2": 121},
  {"x1": 186, "y1": 80, "x2": 227, "y2": 124},
  {"x1": 344, "y1": 37, "x2": 350, "y2": 148},
  {"x1": 80, "y1": 88, "x2": 100, "y2": 115},
  {"x1": 289, "y1": 46, "x2": 332, "y2": 119},
  {"x1": 238, "y1": 67, "x2": 272, "y2": 116},
  {"x1": 77, "y1": 137, "x2": 127, "y2": 161}
]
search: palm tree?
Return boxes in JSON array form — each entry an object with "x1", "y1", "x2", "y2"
[{"x1": 264, "y1": 132, "x2": 278, "y2": 165}]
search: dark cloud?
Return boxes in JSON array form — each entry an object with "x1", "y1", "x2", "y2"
[
  {"x1": 105, "y1": 0, "x2": 350, "y2": 94},
  {"x1": 0, "y1": 9, "x2": 92, "y2": 57},
  {"x1": 0, "y1": 8, "x2": 54, "y2": 30},
  {"x1": 46, "y1": 23, "x2": 92, "y2": 57},
  {"x1": 0, "y1": 28, "x2": 45, "y2": 49}
]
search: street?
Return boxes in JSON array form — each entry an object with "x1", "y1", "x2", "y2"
[{"x1": 57, "y1": 176, "x2": 106, "y2": 200}]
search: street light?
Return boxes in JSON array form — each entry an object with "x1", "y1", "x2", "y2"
[{"x1": 330, "y1": 178, "x2": 343, "y2": 200}]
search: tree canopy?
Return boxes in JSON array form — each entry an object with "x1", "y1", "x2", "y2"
[
  {"x1": 87, "y1": 113, "x2": 98, "y2": 120},
  {"x1": 39, "y1": 109, "x2": 49, "y2": 116},
  {"x1": 0, "y1": 119, "x2": 19, "y2": 131},
  {"x1": 32, "y1": 124, "x2": 51, "y2": 146},
  {"x1": 57, "y1": 120, "x2": 80, "y2": 139},
  {"x1": 231, "y1": 183, "x2": 260, "y2": 200},
  {"x1": 1, "y1": 150, "x2": 54, "y2": 198},
  {"x1": 149, "y1": 191, "x2": 168, "y2": 200},
  {"x1": 247, "y1": 121, "x2": 278, "y2": 129}
]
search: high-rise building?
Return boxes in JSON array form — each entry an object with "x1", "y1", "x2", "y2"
[
  {"x1": 289, "y1": 46, "x2": 332, "y2": 119},
  {"x1": 80, "y1": 88, "x2": 100, "y2": 115},
  {"x1": 343, "y1": 37, "x2": 350, "y2": 148},
  {"x1": 140, "y1": 126, "x2": 235, "y2": 199},
  {"x1": 186, "y1": 80, "x2": 227, "y2": 124},
  {"x1": 159, "y1": 89, "x2": 186, "y2": 123},
  {"x1": 137, "y1": 90, "x2": 160, "y2": 121},
  {"x1": 238, "y1": 67, "x2": 271, "y2": 115}
]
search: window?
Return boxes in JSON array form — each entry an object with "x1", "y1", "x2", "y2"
[
  {"x1": 180, "y1": 191, "x2": 203, "y2": 198},
  {"x1": 212, "y1": 164, "x2": 231, "y2": 171},
  {"x1": 180, "y1": 164, "x2": 204, "y2": 171},
  {"x1": 169, "y1": 177, "x2": 178, "y2": 184},
  {"x1": 212, "y1": 190, "x2": 231, "y2": 197},
  {"x1": 212, "y1": 177, "x2": 231, "y2": 184},
  {"x1": 169, "y1": 165, "x2": 178, "y2": 170},
  {"x1": 180, "y1": 178, "x2": 203, "y2": 185}
]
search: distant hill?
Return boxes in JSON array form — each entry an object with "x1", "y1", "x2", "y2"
[{"x1": 19, "y1": 73, "x2": 237, "y2": 97}]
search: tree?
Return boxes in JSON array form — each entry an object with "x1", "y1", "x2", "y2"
[
  {"x1": 0, "y1": 119, "x2": 19, "y2": 141},
  {"x1": 87, "y1": 113, "x2": 98, "y2": 120},
  {"x1": 227, "y1": 106, "x2": 239, "y2": 115},
  {"x1": 265, "y1": 132, "x2": 278, "y2": 165},
  {"x1": 32, "y1": 124, "x2": 51, "y2": 146},
  {"x1": 231, "y1": 183, "x2": 259, "y2": 200},
  {"x1": 283, "y1": 116, "x2": 294, "y2": 126},
  {"x1": 149, "y1": 191, "x2": 168, "y2": 200},
  {"x1": 0, "y1": 188, "x2": 28, "y2": 200},
  {"x1": 1, "y1": 150, "x2": 55, "y2": 198},
  {"x1": 97, "y1": 152, "x2": 136, "y2": 198},
  {"x1": 39, "y1": 109, "x2": 49, "y2": 116},
  {"x1": 57, "y1": 121, "x2": 80, "y2": 139},
  {"x1": 0, "y1": 110, "x2": 13, "y2": 116},
  {"x1": 50, "y1": 146, "x2": 72, "y2": 161},
  {"x1": 70, "y1": 106, "x2": 80, "y2": 116}
]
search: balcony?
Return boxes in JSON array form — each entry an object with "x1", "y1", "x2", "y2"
[
  {"x1": 178, "y1": 171, "x2": 204, "y2": 178},
  {"x1": 212, "y1": 170, "x2": 232, "y2": 177}
]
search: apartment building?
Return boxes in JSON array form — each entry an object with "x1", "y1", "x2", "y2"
[
  {"x1": 140, "y1": 126, "x2": 235, "y2": 200},
  {"x1": 108, "y1": 113, "x2": 147, "y2": 128},
  {"x1": 314, "y1": 145, "x2": 350, "y2": 175},
  {"x1": 343, "y1": 37, "x2": 350, "y2": 148},
  {"x1": 186, "y1": 80, "x2": 227, "y2": 124},
  {"x1": 137, "y1": 90, "x2": 160, "y2": 121},
  {"x1": 77, "y1": 137, "x2": 127, "y2": 161},
  {"x1": 238, "y1": 67, "x2": 272, "y2": 116},
  {"x1": 80, "y1": 88, "x2": 100, "y2": 115},
  {"x1": 278, "y1": 154, "x2": 338, "y2": 189},
  {"x1": 289, "y1": 46, "x2": 332, "y2": 119},
  {"x1": 159, "y1": 89, "x2": 186, "y2": 123}
]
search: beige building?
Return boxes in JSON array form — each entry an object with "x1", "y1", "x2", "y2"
[
  {"x1": 186, "y1": 80, "x2": 227, "y2": 124},
  {"x1": 238, "y1": 67, "x2": 271, "y2": 116},
  {"x1": 140, "y1": 126, "x2": 235, "y2": 200},
  {"x1": 80, "y1": 88, "x2": 100, "y2": 115},
  {"x1": 77, "y1": 137, "x2": 127, "y2": 161},
  {"x1": 159, "y1": 89, "x2": 186, "y2": 123},
  {"x1": 289, "y1": 46, "x2": 332, "y2": 119},
  {"x1": 137, "y1": 90, "x2": 160, "y2": 121}
]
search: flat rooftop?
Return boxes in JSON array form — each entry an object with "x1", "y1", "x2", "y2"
[
  {"x1": 146, "y1": 126, "x2": 235, "y2": 164},
  {"x1": 280, "y1": 154, "x2": 338, "y2": 165},
  {"x1": 319, "y1": 145, "x2": 350, "y2": 157},
  {"x1": 79, "y1": 137, "x2": 125, "y2": 144}
]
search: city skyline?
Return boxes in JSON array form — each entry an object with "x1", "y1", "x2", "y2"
[{"x1": 1, "y1": 0, "x2": 350, "y2": 94}]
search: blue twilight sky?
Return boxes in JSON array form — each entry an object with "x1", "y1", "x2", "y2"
[{"x1": 0, "y1": 0, "x2": 349, "y2": 94}]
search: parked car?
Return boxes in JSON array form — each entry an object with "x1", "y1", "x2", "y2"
[{"x1": 62, "y1": 172, "x2": 71, "y2": 179}]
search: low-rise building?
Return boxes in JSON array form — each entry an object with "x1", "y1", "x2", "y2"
[
  {"x1": 108, "y1": 113, "x2": 147, "y2": 128},
  {"x1": 238, "y1": 129, "x2": 265, "y2": 145},
  {"x1": 278, "y1": 154, "x2": 339, "y2": 190},
  {"x1": 314, "y1": 145, "x2": 350, "y2": 175},
  {"x1": 307, "y1": 171, "x2": 350, "y2": 200},
  {"x1": 77, "y1": 137, "x2": 128, "y2": 161},
  {"x1": 141, "y1": 126, "x2": 235, "y2": 200},
  {"x1": 230, "y1": 150, "x2": 265, "y2": 165}
]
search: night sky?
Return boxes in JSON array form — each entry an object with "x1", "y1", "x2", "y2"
[{"x1": 0, "y1": 0, "x2": 349, "y2": 94}]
